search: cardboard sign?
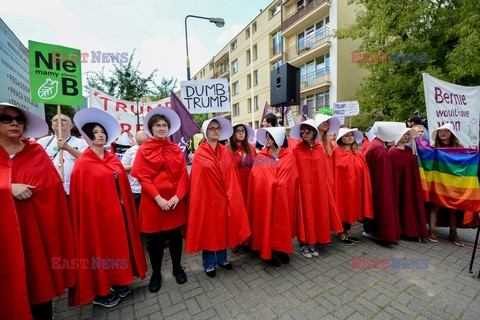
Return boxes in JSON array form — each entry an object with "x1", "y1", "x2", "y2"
[
  {"x1": 180, "y1": 78, "x2": 230, "y2": 114},
  {"x1": 29, "y1": 40, "x2": 83, "y2": 106}
]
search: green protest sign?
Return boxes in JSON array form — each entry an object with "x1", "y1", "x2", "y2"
[{"x1": 28, "y1": 40, "x2": 82, "y2": 105}]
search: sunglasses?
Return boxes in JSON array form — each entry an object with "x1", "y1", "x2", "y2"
[
  {"x1": 0, "y1": 114, "x2": 27, "y2": 124},
  {"x1": 300, "y1": 129, "x2": 311, "y2": 134}
]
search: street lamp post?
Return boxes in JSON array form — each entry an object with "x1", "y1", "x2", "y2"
[{"x1": 184, "y1": 15, "x2": 225, "y2": 81}]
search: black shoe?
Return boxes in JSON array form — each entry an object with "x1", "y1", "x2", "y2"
[
  {"x1": 205, "y1": 269, "x2": 216, "y2": 278},
  {"x1": 265, "y1": 256, "x2": 281, "y2": 267},
  {"x1": 93, "y1": 292, "x2": 120, "y2": 308},
  {"x1": 148, "y1": 272, "x2": 162, "y2": 293},
  {"x1": 349, "y1": 236, "x2": 360, "y2": 243},
  {"x1": 276, "y1": 252, "x2": 290, "y2": 264},
  {"x1": 218, "y1": 262, "x2": 233, "y2": 270},
  {"x1": 173, "y1": 268, "x2": 187, "y2": 284},
  {"x1": 111, "y1": 285, "x2": 132, "y2": 298}
]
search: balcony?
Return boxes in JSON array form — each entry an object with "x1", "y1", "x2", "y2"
[
  {"x1": 300, "y1": 67, "x2": 330, "y2": 92},
  {"x1": 285, "y1": 27, "x2": 330, "y2": 63},
  {"x1": 214, "y1": 66, "x2": 230, "y2": 79},
  {"x1": 282, "y1": 0, "x2": 331, "y2": 35}
]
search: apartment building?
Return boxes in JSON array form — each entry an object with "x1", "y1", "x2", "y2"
[{"x1": 192, "y1": 0, "x2": 366, "y2": 128}]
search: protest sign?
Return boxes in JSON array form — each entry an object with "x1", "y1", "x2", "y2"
[
  {"x1": 180, "y1": 78, "x2": 230, "y2": 114},
  {"x1": 423, "y1": 73, "x2": 480, "y2": 147},
  {"x1": 29, "y1": 40, "x2": 82, "y2": 106}
]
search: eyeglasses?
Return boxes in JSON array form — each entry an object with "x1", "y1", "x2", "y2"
[
  {"x1": 300, "y1": 129, "x2": 311, "y2": 134},
  {"x1": 0, "y1": 114, "x2": 27, "y2": 124},
  {"x1": 235, "y1": 129, "x2": 246, "y2": 134},
  {"x1": 208, "y1": 127, "x2": 222, "y2": 132},
  {"x1": 153, "y1": 123, "x2": 169, "y2": 129}
]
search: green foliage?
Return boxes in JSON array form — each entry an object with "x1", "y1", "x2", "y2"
[
  {"x1": 85, "y1": 50, "x2": 176, "y2": 101},
  {"x1": 44, "y1": 104, "x2": 75, "y2": 124},
  {"x1": 336, "y1": 0, "x2": 480, "y2": 130}
]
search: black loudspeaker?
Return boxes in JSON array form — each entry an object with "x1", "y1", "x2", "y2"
[{"x1": 270, "y1": 63, "x2": 300, "y2": 106}]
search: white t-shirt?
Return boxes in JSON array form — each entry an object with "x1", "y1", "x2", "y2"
[
  {"x1": 121, "y1": 145, "x2": 141, "y2": 194},
  {"x1": 37, "y1": 135, "x2": 88, "y2": 194}
]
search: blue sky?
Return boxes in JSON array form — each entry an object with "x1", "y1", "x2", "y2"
[{"x1": 1, "y1": 0, "x2": 273, "y2": 92}]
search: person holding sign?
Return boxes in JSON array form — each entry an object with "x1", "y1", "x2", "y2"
[
  {"x1": 290, "y1": 119, "x2": 342, "y2": 257},
  {"x1": 37, "y1": 114, "x2": 88, "y2": 196},
  {"x1": 389, "y1": 128, "x2": 428, "y2": 240},
  {"x1": 131, "y1": 108, "x2": 188, "y2": 293},
  {"x1": 247, "y1": 127, "x2": 304, "y2": 266},
  {"x1": 0, "y1": 103, "x2": 75, "y2": 320},
  {"x1": 186, "y1": 117, "x2": 250, "y2": 278},
  {"x1": 69, "y1": 108, "x2": 147, "y2": 308},
  {"x1": 333, "y1": 128, "x2": 374, "y2": 244},
  {"x1": 427, "y1": 123, "x2": 465, "y2": 246}
]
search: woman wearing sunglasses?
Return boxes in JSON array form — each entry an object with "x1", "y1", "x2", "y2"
[
  {"x1": 0, "y1": 102, "x2": 75, "y2": 320},
  {"x1": 290, "y1": 120, "x2": 343, "y2": 257}
]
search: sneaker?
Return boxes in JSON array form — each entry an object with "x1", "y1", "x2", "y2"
[
  {"x1": 300, "y1": 245, "x2": 312, "y2": 258},
  {"x1": 362, "y1": 231, "x2": 380, "y2": 241},
  {"x1": 338, "y1": 235, "x2": 354, "y2": 246},
  {"x1": 93, "y1": 292, "x2": 120, "y2": 308},
  {"x1": 348, "y1": 236, "x2": 360, "y2": 243},
  {"x1": 307, "y1": 244, "x2": 319, "y2": 257},
  {"x1": 218, "y1": 262, "x2": 233, "y2": 270},
  {"x1": 449, "y1": 231, "x2": 465, "y2": 247},
  {"x1": 111, "y1": 285, "x2": 131, "y2": 298},
  {"x1": 205, "y1": 268, "x2": 216, "y2": 278},
  {"x1": 427, "y1": 231, "x2": 438, "y2": 243}
]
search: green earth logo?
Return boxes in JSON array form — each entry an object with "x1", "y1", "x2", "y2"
[{"x1": 38, "y1": 78, "x2": 59, "y2": 99}]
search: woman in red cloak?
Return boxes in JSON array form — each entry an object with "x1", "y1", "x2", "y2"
[
  {"x1": 333, "y1": 128, "x2": 374, "y2": 244},
  {"x1": 131, "y1": 107, "x2": 188, "y2": 293},
  {"x1": 228, "y1": 123, "x2": 256, "y2": 249},
  {"x1": 69, "y1": 108, "x2": 147, "y2": 308},
  {"x1": 290, "y1": 119, "x2": 343, "y2": 258},
  {"x1": 389, "y1": 128, "x2": 428, "y2": 240},
  {"x1": 0, "y1": 103, "x2": 75, "y2": 320},
  {"x1": 247, "y1": 127, "x2": 304, "y2": 266},
  {"x1": 186, "y1": 117, "x2": 250, "y2": 278}
]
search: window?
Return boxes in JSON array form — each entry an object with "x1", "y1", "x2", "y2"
[
  {"x1": 231, "y1": 59, "x2": 238, "y2": 74},
  {"x1": 297, "y1": 0, "x2": 312, "y2": 10},
  {"x1": 316, "y1": 90, "x2": 330, "y2": 109},
  {"x1": 253, "y1": 70, "x2": 259, "y2": 86},
  {"x1": 247, "y1": 74, "x2": 252, "y2": 89},
  {"x1": 316, "y1": 53, "x2": 330, "y2": 76},
  {"x1": 270, "y1": 1, "x2": 281, "y2": 18},
  {"x1": 254, "y1": 121, "x2": 259, "y2": 129},
  {"x1": 231, "y1": 39, "x2": 238, "y2": 51},
  {"x1": 209, "y1": 62, "x2": 213, "y2": 70},
  {"x1": 253, "y1": 44, "x2": 258, "y2": 61},
  {"x1": 233, "y1": 103, "x2": 240, "y2": 116},
  {"x1": 298, "y1": 17, "x2": 330, "y2": 52},
  {"x1": 232, "y1": 81, "x2": 239, "y2": 95},
  {"x1": 247, "y1": 98, "x2": 252, "y2": 113},
  {"x1": 246, "y1": 49, "x2": 251, "y2": 65},
  {"x1": 254, "y1": 95, "x2": 259, "y2": 110},
  {"x1": 220, "y1": 61, "x2": 229, "y2": 74},
  {"x1": 245, "y1": 28, "x2": 250, "y2": 39},
  {"x1": 272, "y1": 30, "x2": 282, "y2": 56},
  {"x1": 252, "y1": 22, "x2": 257, "y2": 33}
]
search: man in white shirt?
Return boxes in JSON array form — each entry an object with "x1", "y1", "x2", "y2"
[
  {"x1": 37, "y1": 114, "x2": 88, "y2": 195},
  {"x1": 122, "y1": 130, "x2": 149, "y2": 213}
]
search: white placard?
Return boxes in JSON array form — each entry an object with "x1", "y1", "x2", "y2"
[
  {"x1": 333, "y1": 102, "x2": 346, "y2": 125},
  {"x1": 423, "y1": 73, "x2": 480, "y2": 147},
  {"x1": 344, "y1": 101, "x2": 359, "y2": 116},
  {"x1": 180, "y1": 78, "x2": 230, "y2": 114}
]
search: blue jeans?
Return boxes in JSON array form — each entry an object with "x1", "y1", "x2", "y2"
[{"x1": 202, "y1": 249, "x2": 227, "y2": 271}]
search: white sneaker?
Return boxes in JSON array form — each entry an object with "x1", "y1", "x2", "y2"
[
  {"x1": 300, "y1": 245, "x2": 312, "y2": 258},
  {"x1": 362, "y1": 231, "x2": 381, "y2": 241},
  {"x1": 307, "y1": 244, "x2": 319, "y2": 257}
]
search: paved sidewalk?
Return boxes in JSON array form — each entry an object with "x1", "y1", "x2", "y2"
[{"x1": 53, "y1": 225, "x2": 480, "y2": 319}]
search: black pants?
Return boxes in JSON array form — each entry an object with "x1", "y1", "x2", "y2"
[
  {"x1": 147, "y1": 227, "x2": 183, "y2": 274},
  {"x1": 133, "y1": 193, "x2": 141, "y2": 215},
  {"x1": 31, "y1": 300, "x2": 52, "y2": 320},
  {"x1": 342, "y1": 222, "x2": 351, "y2": 231}
]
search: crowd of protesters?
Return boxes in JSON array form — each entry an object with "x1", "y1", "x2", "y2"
[{"x1": 1, "y1": 102, "x2": 475, "y2": 319}]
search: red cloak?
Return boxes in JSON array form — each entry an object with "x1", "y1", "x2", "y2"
[
  {"x1": 131, "y1": 138, "x2": 188, "y2": 233},
  {"x1": 388, "y1": 146, "x2": 428, "y2": 238},
  {"x1": 68, "y1": 147, "x2": 147, "y2": 306},
  {"x1": 247, "y1": 147, "x2": 304, "y2": 259},
  {"x1": 293, "y1": 140, "x2": 343, "y2": 245},
  {"x1": 333, "y1": 146, "x2": 374, "y2": 224},
  {"x1": 185, "y1": 142, "x2": 251, "y2": 252},
  {"x1": 360, "y1": 137, "x2": 370, "y2": 155},
  {"x1": 233, "y1": 144, "x2": 256, "y2": 203},
  {"x1": 365, "y1": 138, "x2": 401, "y2": 242},
  {"x1": 0, "y1": 139, "x2": 75, "y2": 315}
]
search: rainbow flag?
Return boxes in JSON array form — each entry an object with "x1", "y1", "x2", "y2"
[{"x1": 416, "y1": 138, "x2": 480, "y2": 212}]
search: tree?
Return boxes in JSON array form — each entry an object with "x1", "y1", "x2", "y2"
[
  {"x1": 85, "y1": 50, "x2": 176, "y2": 101},
  {"x1": 44, "y1": 104, "x2": 76, "y2": 124},
  {"x1": 336, "y1": 0, "x2": 480, "y2": 130}
]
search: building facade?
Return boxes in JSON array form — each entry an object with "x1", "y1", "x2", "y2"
[{"x1": 192, "y1": 0, "x2": 366, "y2": 129}]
